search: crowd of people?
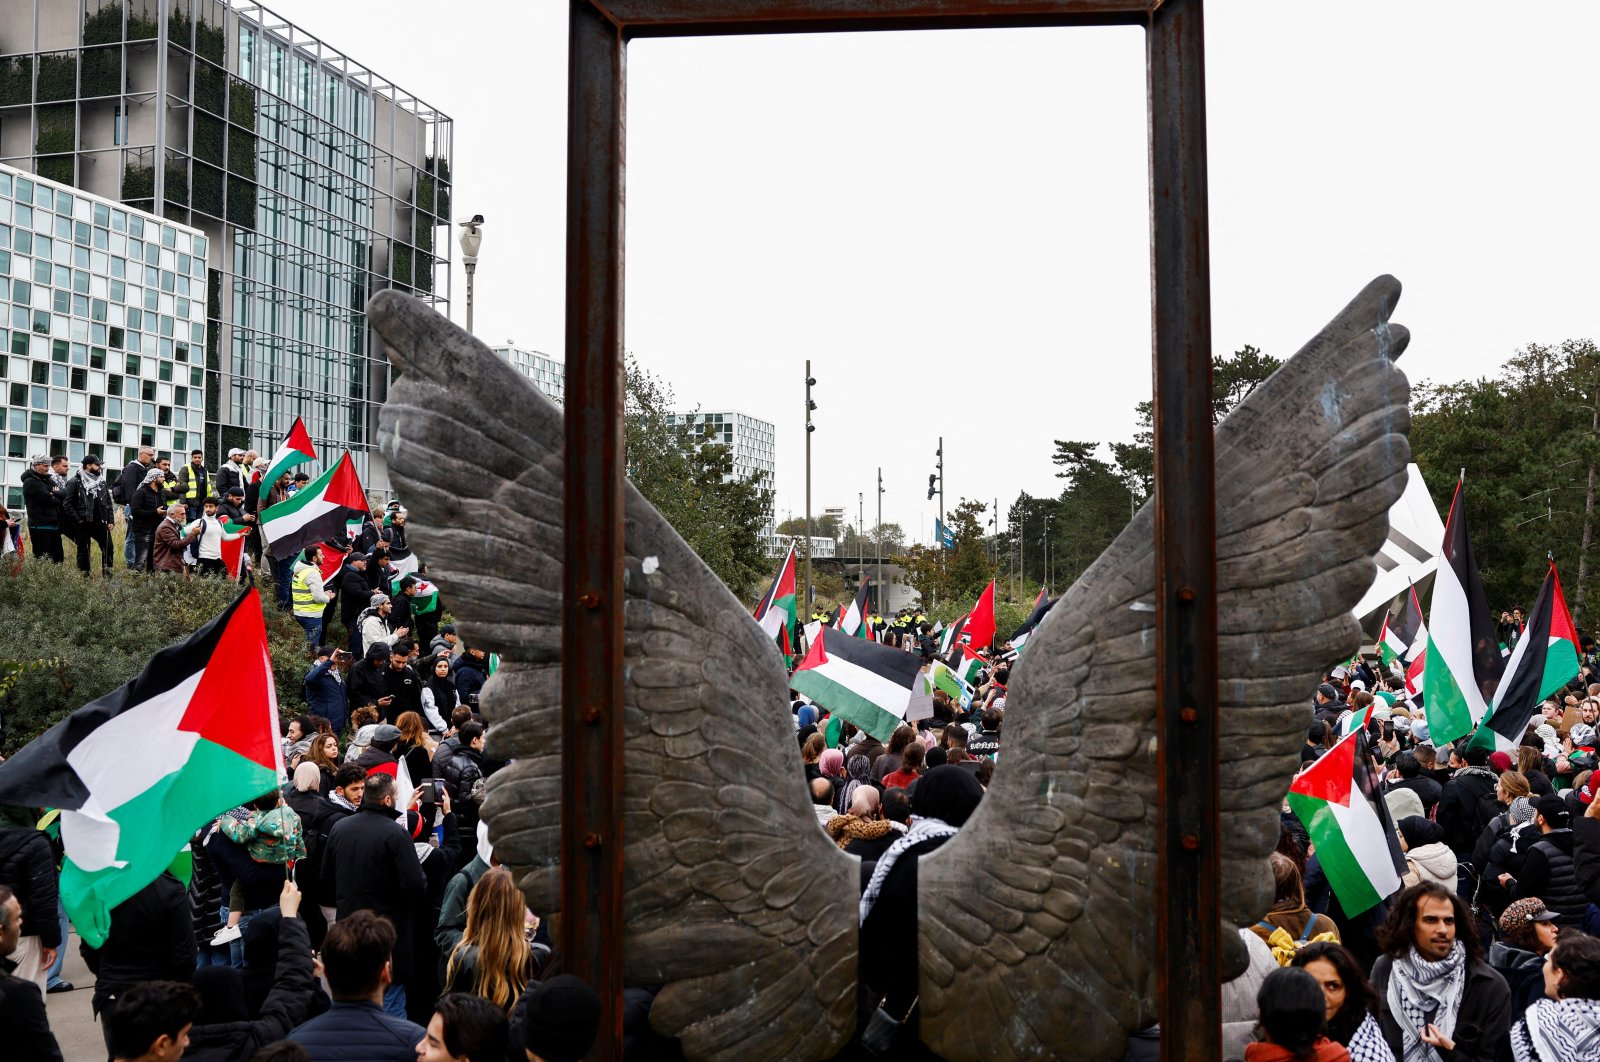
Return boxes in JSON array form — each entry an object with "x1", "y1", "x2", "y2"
[{"x1": 8, "y1": 447, "x2": 1600, "y2": 1060}]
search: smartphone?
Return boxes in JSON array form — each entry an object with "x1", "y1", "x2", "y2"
[
  {"x1": 286, "y1": 859, "x2": 297, "y2": 885},
  {"x1": 432, "y1": 779, "x2": 445, "y2": 801}
]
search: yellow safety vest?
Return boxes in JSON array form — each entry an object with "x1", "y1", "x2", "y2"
[
  {"x1": 179, "y1": 464, "x2": 205, "y2": 501},
  {"x1": 291, "y1": 565, "x2": 321, "y2": 617}
]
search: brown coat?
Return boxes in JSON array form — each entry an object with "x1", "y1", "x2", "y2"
[{"x1": 153, "y1": 518, "x2": 200, "y2": 573}]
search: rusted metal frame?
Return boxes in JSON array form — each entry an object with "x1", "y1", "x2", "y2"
[
  {"x1": 604, "y1": 0, "x2": 1152, "y2": 38},
  {"x1": 562, "y1": 3, "x2": 628, "y2": 1059},
  {"x1": 565, "y1": 2, "x2": 1221, "y2": 1059},
  {"x1": 1148, "y1": 2, "x2": 1221, "y2": 1061}
]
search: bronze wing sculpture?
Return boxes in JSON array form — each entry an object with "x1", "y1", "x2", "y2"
[{"x1": 370, "y1": 273, "x2": 1411, "y2": 1061}]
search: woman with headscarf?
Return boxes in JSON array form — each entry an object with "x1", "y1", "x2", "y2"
[
  {"x1": 859, "y1": 765, "x2": 984, "y2": 1058},
  {"x1": 421, "y1": 654, "x2": 459, "y2": 734},
  {"x1": 818, "y1": 748, "x2": 846, "y2": 804},
  {"x1": 795, "y1": 703, "x2": 819, "y2": 747},
  {"x1": 129, "y1": 466, "x2": 169, "y2": 571},
  {"x1": 837, "y1": 754, "x2": 872, "y2": 815}
]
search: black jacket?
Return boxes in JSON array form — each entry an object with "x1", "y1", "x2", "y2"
[
  {"x1": 0, "y1": 828, "x2": 61, "y2": 948},
  {"x1": 81, "y1": 871, "x2": 196, "y2": 1012},
  {"x1": 1575, "y1": 814, "x2": 1600, "y2": 905},
  {"x1": 130, "y1": 481, "x2": 166, "y2": 532},
  {"x1": 187, "y1": 825, "x2": 226, "y2": 946},
  {"x1": 182, "y1": 916, "x2": 314, "y2": 1062},
  {"x1": 62, "y1": 473, "x2": 115, "y2": 526},
  {"x1": 346, "y1": 661, "x2": 389, "y2": 715},
  {"x1": 289, "y1": 1000, "x2": 426, "y2": 1062},
  {"x1": 303, "y1": 659, "x2": 348, "y2": 731},
  {"x1": 1487, "y1": 941, "x2": 1549, "y2": 1018},
  {"x1": 320, "y1": 802, "x2": 428, "y2": 980},
  {"x1": 1370, "y1": 952, "x2": 1510, "y2": 1062},
  {"x1": 306, "y1": 796, "x2": 358, "y2": 871},
  {"x1": 337, "y1": 563, "x2": 372, "y2": 624},
  {"x1": 114, "y1": 459, "x2": 147, "y2": 504},
  {"x1": 19, "y1": 468, "x2": 62, "y2": 527},
  {"x1": 214, "y1": 461, "x2": 247, "y2": 504},
  {"x1": 1439, "y1": 767, "x2": 1500, "y2": 860},
  {"x1": 383, "y1": 664, "x2": 423, "y2": 723},
  {"x1": 0, "y1": 959, "x2": 62, "y2": 1062},
  {"x1": 1391, "y1": 775, "x2": 1443, "y2": 816},
  {"x1": 453, "y1": 658, "x2": 487, "y2": 709},
  {"x1": 1511, "y1": 828, "x2": 1588, "y2": 924}
]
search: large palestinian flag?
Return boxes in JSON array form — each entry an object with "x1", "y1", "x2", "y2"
[
  {"x1": 261, "y1": 416, "x2": 317, "y2": 498},
  {"x1": 259, "y1": 453, "x2": 368, "y2": 561},
  {"x1": 0, "y1": 589, "x2": 280, "y2": 945},
  {"x1": 1287, "y1": 729, "x2": 1406, "y2": 915},
  {"x1": 1422, "y1": 479, "x2": 1504, "y2": 745},
  {"x1": 1468, "y1": 562, "x2": 1581, "y2": 754},
  {"x1": 790, "y1": 626, "x2": 925, "y2": 742},
  {"x1": 754, "y1": 542, "x2": 799, "y2": 656}
]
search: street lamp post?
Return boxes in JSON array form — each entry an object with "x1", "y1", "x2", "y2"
[
  {"x1": 804, "y1": 361, "x2": 816, "y2": 624},
  {"x1": 1042, "y1": 512, "x2": 1053, "y2": 595},
  {"x1": 458, "y1": 214, "x2": 484, "y2": 334},
  {"x1": 876, "y1": 467, "x2": 884, "y2": 616}
]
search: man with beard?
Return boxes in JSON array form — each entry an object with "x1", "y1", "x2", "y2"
[{"x1": 62, "y1": 454, "x2": 116, "y2": 573}]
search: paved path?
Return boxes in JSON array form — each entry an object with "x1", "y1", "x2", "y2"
[{"x1": 44, "y1": 932, "x2": 103, "y2": 1062}]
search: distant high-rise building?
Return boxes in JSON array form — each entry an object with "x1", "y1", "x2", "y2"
[
  {"x1": 665, "y1": 409, "x2": 775, "y2": 537},
  {"x1": 491, "y1": 343, "x2": 564, "y2": 405},
  {"x1": 0, "y1": 164, "x2": 207, "y2": 508},
  {"x1": 0, "y1": 0, "x2": 453, "y2": 490}
]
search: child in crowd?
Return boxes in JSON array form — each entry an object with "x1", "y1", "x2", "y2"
[{"x1": 210, "y1": 790, "x2": 306, "y2": 946}]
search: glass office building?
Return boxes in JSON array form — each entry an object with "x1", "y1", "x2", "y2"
[
  {"x1": 0, "y1": 0, "x2": 453, "y2": 490},
  {"x1": 665, "y1": 409, "x2": 777, "y2": 539},
  {"x1": 0, "y1": 162, "x2": 207, "y2": 509},
  {"x1": 492, "y1": 344, "x2": 565, "y2": 405}
]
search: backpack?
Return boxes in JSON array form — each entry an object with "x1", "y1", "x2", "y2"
[{"x1": 1255, "y1": 918, "x2": 1335, "y2": 967}]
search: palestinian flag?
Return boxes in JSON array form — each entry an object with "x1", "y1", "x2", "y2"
[
  {"x1": 953, "y1": 643, "x2": 986, "y2": 686},
  {"x1": 843, "y1": 581, "x2": 871, "y2": 638},
  {"x1": 939, "y1": 615, "x2": 967, "y2": 657},
  {"x1": 1009, "y1": 588, "x2": 1052, "y2": 651},
  {"x1": 261, "y1": 417, "x2": 317, "y2": 497},
  {"x1": 790, "y1": 626, "x2": 925, "y2": 742},
  {"x1": 0, "y1": 589, "x2": 280, "y2": 946},
  {"x1": 1468, "y1": 562, "x2": 1581, "y2": 755},
  {"x1": 392, "y1": 573, "x2": 441, "y2": 617},
  {"x1": 754, "y1": 542, "x2": 799, "y2": 656},
  {"x1": 219, "y1": 520, "x2": 251, "y2": 580},
  {"x1": 259, "y1": 454, "x2": 368, "y2": 561},
  {"x1": 1422, "y1": 478, "x2": 1504, "y2": 745},
  {"x1": 1287, "y1": 729, "x2": 1406, "y2": 915},
  {"x1": 1378, "y1": 584, "x2": 1423, "y2": 668},
  {"x1": 965, "y1": 580, "x2": 997, "y2": 653}
]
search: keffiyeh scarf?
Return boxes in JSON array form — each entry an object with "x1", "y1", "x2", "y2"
[
  {"x1": 1347, "y1": 1011, "x2": 1395, "y2": 1062},
  {"x1": 1387, "y1": 942, "x2": 1467, "y2": 1062},
  {"x1": 1511, "y1": 997, "x2": 1600, "y2": 1062},
  {"x1": 76, "y1": 466, "x2": 106, "y2": 502},
  {"x1": 859, "y1": 815, "x2": 959, "y2": 925}
]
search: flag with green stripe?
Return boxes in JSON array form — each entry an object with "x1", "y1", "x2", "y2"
[
  {"x1": 790, "y1": 626, "x2": 924, "y2": 742},
  {"x1": 1468, "y1": 561, "x2": 1581, "y2": 755},
  {"x1": 1287, "y1": 729, "x2": 1405, "y2": 915},
  {"x1": 1422, "y1": 478, "x2": 1504, "y2": 745},
  {"x1": 261, "y1": 416, "x2": 316, "y2": 497}
]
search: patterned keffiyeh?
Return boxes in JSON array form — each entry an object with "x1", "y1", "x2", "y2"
[
  {"x1": 1386, "y1": 942, "x2": 1467, "y2": 1062},
  {"x1": 1347, "y1": 1011, "x2": 1397, "y2": 1062},
  {"x1": 1511, "y1": 997, "x2": 1600, "y2": 1062},
  {"x1": 859, "y1": 816, "x2": 959, "y2": 925}
]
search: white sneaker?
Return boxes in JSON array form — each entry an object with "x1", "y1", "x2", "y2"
[{"x1": 210, "y1": 924, "x2": 242, "y2": 946}]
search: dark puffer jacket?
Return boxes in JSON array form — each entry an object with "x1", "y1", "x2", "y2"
[
  {"x1": 187, "y1": 825, "x2": 225, "y2": 946},
  {"x1": 1512, "y1": 828, "x2": 1588, "y2": 925},
  {"x1": 182, "y1": 916, "x2": 315, "y2": 1062},
  {"x1": 0, "y1": 828, "x2": 62, "y2": 947},
  {"x1": 19, "y1": 469, "x2": 61, "y2": 528}
]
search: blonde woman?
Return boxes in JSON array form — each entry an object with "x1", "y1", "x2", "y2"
[
  {"x1": 395, "y1": 710, "x2": 438, "y2": 783},
  {"x1": 444, "y1": 867, "x2": 539, "y2": 1011}
]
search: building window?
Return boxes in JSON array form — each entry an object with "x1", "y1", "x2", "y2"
[{"x1": 113, "y1": 107, "x2": 128, "y2": 146}]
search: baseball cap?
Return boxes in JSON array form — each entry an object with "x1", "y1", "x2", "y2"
[{"x1": 1535, "y1": 794, "x2": 1571, "y2": 827}]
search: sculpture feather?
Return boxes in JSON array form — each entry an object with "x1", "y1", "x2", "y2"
[
  {"x1": 916, "y1": 275, "x2": 1412, "y2": 1060},
  {"x1": 369, "y1": 291, "x2": 859, "y2": 1061}
]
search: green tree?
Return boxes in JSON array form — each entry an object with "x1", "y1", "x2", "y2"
[
  {"x1": 1410, "y1": 339, "x2": 1600, "y2": 622},
  {"x1": 1113, "y1": 344, "x2": 1283, "y2": 504},
  {"x1": 775, "y1": 513, "x2": 841, "y2": 542},
  {"x1": 623, "y1": 358, "x2": 774, "y2": 600}
]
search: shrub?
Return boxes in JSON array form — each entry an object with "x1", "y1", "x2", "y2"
[
  {"x1": 36, "y1": 53, "x2": 78, "y2": 102},
  {"x1": 0, "y1": 56, "x2": 32, "y2": 107},
  {"x1": 36, "y1": 156, "x2": 74, "y2": 185},
  {"x1": 0, "y1": 558, "x2": 312, "y2": 755},
  {"x1": 83, "y1": 5, "x2": 125, "y2": 46},
  {"x1": 195, "y1": 19, "x2": 225, "y2": 65}
]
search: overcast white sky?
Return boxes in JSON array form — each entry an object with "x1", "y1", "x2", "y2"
[{"x1": 272, "y1": 0, "x2": 1599, "y2": 544}]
